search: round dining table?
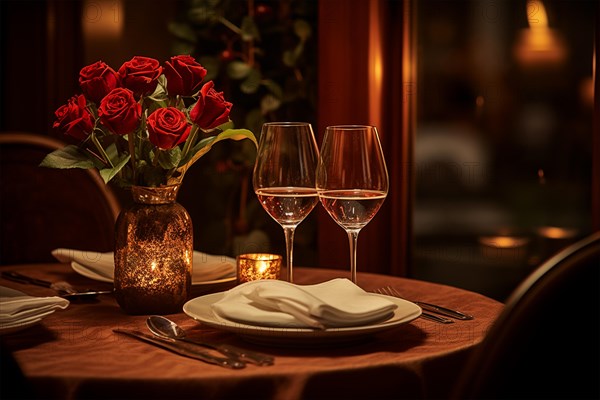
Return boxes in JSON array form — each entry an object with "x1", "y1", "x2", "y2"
[{"x1": 0, "y1": 263, "x2": 503, "y2": 400}]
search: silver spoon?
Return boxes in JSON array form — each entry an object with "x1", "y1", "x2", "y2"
[{"x1": 146, "y1": 315, "x2": 274, "y2": 366}]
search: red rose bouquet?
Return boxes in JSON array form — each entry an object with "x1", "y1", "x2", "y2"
[{"x1": 41, "y1": 55, "x2": 257, "y2": 187}]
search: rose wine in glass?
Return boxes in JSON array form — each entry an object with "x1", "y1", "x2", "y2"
[
  {"x1": 316, "y1": 125, "x2": 388, "y2": 284},
  {"x1": 253, "y1": 122, "x2": 319, "y2": 282}
]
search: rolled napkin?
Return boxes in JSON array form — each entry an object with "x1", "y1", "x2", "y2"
[
  {"x1": 212, "y1": 278, "x2": 398, "y2": 329},
  {"x1": 51, "y1": 248, "x2": 236, "y2": 284},
  {"x1": 0, "y1": 287, "x2": 69, "y2": 330}
]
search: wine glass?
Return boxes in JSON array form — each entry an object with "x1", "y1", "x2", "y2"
[
  {"x1": 253, "y1": 122, "x2": 320, "y2": 282},
  {"x1": 316, "y1": 125, "x2": 388, "y2": 284}
]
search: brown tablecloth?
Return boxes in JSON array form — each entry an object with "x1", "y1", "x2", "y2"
[{"x1": 0, "y1": 264, "x2": 502, "y2": 399}]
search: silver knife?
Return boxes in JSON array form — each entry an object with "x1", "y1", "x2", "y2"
[
  {"x1": 171, "y1": 337, "x2": 274, "y2": 366},
  {"x1": 1, "y1": 271, "x2": 113, "y2": 299},
  {"x1": 113, "y1": 329, "x2": 246, "y2": 369},
  {"x1": 420, "y1": 312, "x2": 454, "y2": 324},
  {"x1": 414, "y1": 301, "x2": 474, "y2": 320}
]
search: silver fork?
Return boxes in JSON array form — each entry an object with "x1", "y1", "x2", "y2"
[{"x1": 374, "y1": 286, "x2": 473, "y2": 323}]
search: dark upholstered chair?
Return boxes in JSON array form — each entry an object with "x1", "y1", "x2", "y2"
[
  {"x1": 452, "y1": 230, "x2": 600, "y2": 399},
  {"x1": 0, "y1": 132, "x2": 120, "y2": 265}
]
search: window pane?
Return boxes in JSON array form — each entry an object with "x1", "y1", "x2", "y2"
[{"x1": 413, "y1": 0, "x2": 595, "y2": 300}]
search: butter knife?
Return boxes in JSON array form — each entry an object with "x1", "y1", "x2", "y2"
[{"x1": 113, "y1": 329, "x2": 245, "y2": 369}]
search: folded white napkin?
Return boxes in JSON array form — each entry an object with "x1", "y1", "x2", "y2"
[
  {"x1": 212, "y1": 278, "x2": 398, "y2": 329},
  {"x1": 0, "y1": 288, "x2": 69, "y2": 330},
  {"x1": 51, "y1": 248, "x2": 236, "y2": 284}
]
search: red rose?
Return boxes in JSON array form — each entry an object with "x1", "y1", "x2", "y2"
[
  {"x1": 147, "y1": 107, "x2": 191, "y2": 150},
  {"x1": 53, "y1": 94, "x2": 94, "y2": 141},
  {"x1": 98, "y1": 88, "x2": 141, "y2": 135},
  {"x1": 78, "y1": 61, "x2": 119, "y2": 104},
  {"x1": 190, "y1": 81, "x2": 232, "y2": 130},
  {"x1": 164, "y1": 55, "x2": 207, "y2": 97},
  {"x1": 118, "y1": 56, "x2": 163, "y2": 98}
]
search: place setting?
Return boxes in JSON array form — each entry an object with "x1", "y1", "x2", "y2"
[{"x1": 182, "y1": 277, "x2": 422, "y2": 346}]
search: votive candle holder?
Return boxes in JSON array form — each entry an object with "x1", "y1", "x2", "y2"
[{"x1": 237, "y1": 253, "x2": 282, "y2": 283}]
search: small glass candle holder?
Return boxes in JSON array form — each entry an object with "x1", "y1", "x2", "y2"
[
  {"x1": 478, "y1": 235, "x2": 530, "y2": 263},
  {"x1": 536, "y1": 226, "x2": 579, "y2": 258},
  {"x1": 237, "y1": 253, "x2": 282, "y2": 283}
]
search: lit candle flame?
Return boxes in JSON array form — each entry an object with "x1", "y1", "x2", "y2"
[
  {"x1": 527, "y1": 0, "x2": 552, "y2": 49},
  {"x1": 480, "y1": 236, "x2": 529, "y2": 249},
  {"x1": 514, "y1": 0, "x2": 566, "y2": 66},
  {"x1": 257, "y1": 261, "x2": 268, "y2": 274},
  {"x1": 538, "y1": 226, "x2": 577, "y2": 239},
  {"x1": 528, "y1": 0, "x2": 548, "y2": 29}
]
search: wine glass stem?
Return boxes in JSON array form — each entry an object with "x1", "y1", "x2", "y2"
[
  {"x1": 347, "y1": 230, "x2": 360, "y2": 284},
  {"x1": 283, "y1": 227, "x2": 296, "y2": 282}
]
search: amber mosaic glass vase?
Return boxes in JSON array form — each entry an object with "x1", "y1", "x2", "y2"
[{"x1": 114, "y1": 185, "x2": 193, "y2": 315}]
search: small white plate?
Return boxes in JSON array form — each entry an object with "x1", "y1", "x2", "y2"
[
  {"x1": 0, "y1": 287, "x2": 52, "y2": 335},
  {"x1": 71, "y1": 262, "x2": 236, "y2": 286},
  {"x1": 196, "y1": 275, "x2": 237, "y2": 286},
  {"x1": 183, "y1": 292, "x2": 422, "y2": 346},
  {"x1": 71, "y1": 262, "x2": 113, "y2": 283}
]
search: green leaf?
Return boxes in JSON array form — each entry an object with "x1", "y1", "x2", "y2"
[
  {"x1": 99, "y1": 154, "x2": 131, "y2": 184},
  {"x1": 261, "y1": 94, "x2": 281, "y2": 114},
  {"x1": 139, "y1": 163, "x2": 166, "y2": 187},
  {"x1": 177, "y1": 128, "x2": 257, "y2": 168},
  {"x1": 214, "y1": 120, "x2": 235, "y2": 131},
  {"x1": 240, "y1": 68, "x2": 261, "y2": 94},
  {"x1": 241, "y1": 16, "x2": 260, "y2": 42},
  {"x1": 148, "y1": 75, "x2": 167, "y2": 101},
  {"x1": 146, "y1": 94, "x2": 168, "y2": 104},
  {"x1": 145, "y1": 99, "x2": 167, "y2": 116},
  {"x1": 168, "y1": 22, "x2": 198, "y2": 43},
  {"x1": 187, "y1": 6, "x2": 218, "y2": 24},
  {"x1": 39, "y1": 145, "x2": 95, "y2": 169},
  {"x1": 157, "y1": 147, "x2": 182, "y2": 170},
  {"x1": 105, "y1": 142, "x2": 118, "y2": 161},
  {"x1": 283, "y1": 49, "x2": 296, "y2": 67},
  {"x1": 261, "y1": 79, "x2": 283, "y2": 98},
  {"x1": 227, "y1": 61, "x2": 251, "y2": 79},
  {"x1": 294, "y1": 19, "x2": 312, "y2": 41}
]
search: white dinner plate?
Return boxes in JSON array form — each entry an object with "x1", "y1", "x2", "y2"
[
  {"x1": 0, "y1": 287, "x2": 50, "y2": 335},
  {"x1": 183, "y1": 292, "x2": 422, "y2": 346},
  {"x1": 71, "y1": 262, "x2": 236, "y2": 286},
  {"x1": 71, "y1": 262, "x2": 113, "y2": 283}
]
